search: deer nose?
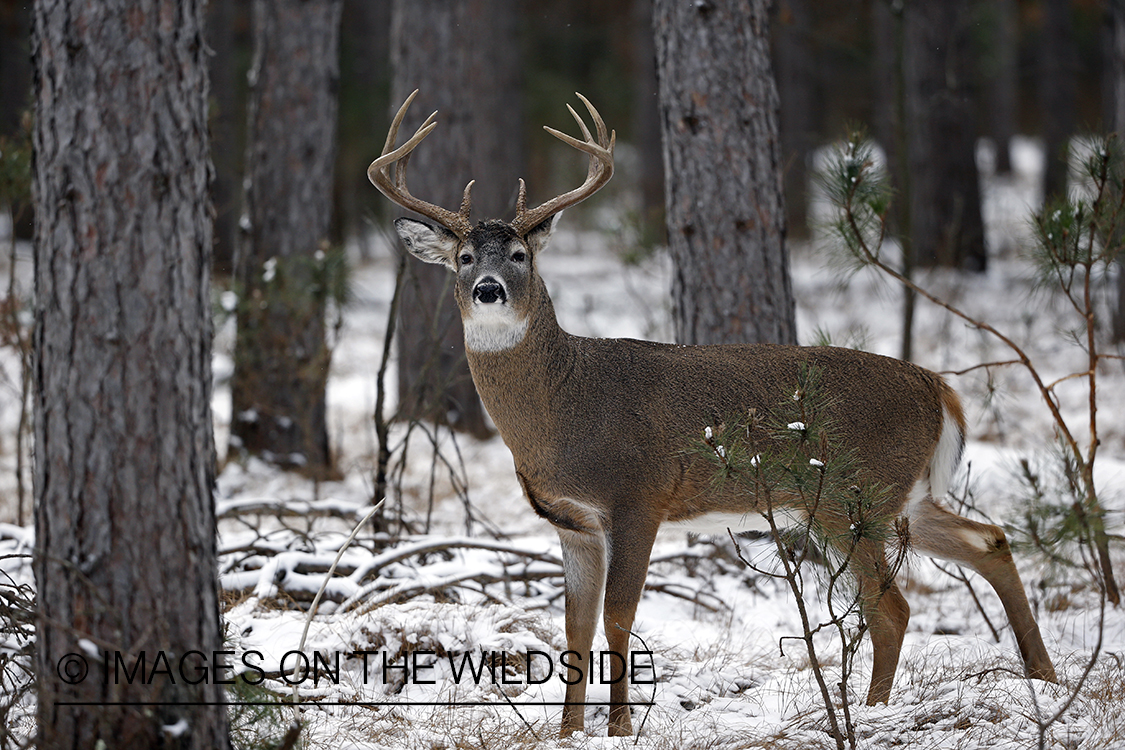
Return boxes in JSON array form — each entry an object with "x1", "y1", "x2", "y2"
[{"x1": 473, "y1": 277, "x2": 507, "y2": 304}]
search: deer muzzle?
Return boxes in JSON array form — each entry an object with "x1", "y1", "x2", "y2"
[{"x1": 473, "y1": 277, "x2": 507, "y2": 305}]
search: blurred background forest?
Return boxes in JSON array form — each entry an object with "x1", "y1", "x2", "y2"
[{"x1": 0, "y1": 0, "x2": 1115, "y2": 253}]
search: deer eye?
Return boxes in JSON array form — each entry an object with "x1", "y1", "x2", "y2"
[
  {"x1": 511, "y1": 250, "x2": 526, "y2": 263},
  {"x1": 459, "y1": 253, "x2": 474, "y2": 266}
]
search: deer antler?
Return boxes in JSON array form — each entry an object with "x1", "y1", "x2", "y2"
[
  {"x1": 511, "y1": 93, "x2": 615, "y2": 236},
  {"x1": 367, "y1": 89, "x2": 475, "y2": 239}
]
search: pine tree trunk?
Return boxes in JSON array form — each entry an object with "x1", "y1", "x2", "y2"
[
  {"x1": 230, "y1": 0, "x2": 342, "y2": 474},
  {"x1": 1040, "y1": 0, "x2": 1075, "y2": 201},
  {"x1": 773, "y1": 0, "x2": 814, "y2": 240},
  {"x1": 1111, "y1": 0, "x2": 1125, "y2": 343},
  {"x1": 0, "y1": 1, "x2": 31, "y2": 138},
  {"x1": 653, "y1": 0, "x2": 797, "y2": 346},
  {"x1": 1, "y1": 0, "x2": 33, "y2": 240},
  {"x1": 32, "y1": 2, "x2": 230, "y2": 747},
  {"x1": 872, "y1": 0, "x2": 904, "y2": 217},
  {"x1": 632, "y1": 0, "x2": 666, "y2": 246},
  {"x1": 390, "y1": 0, "x2": 524, "y2": 438},
  {"x1": 206, "y1": 0, "x2": 248, "y2": 277},
  {"x1": 338, "y1": 0, "x2": 391, "y2": 258},
  {"x1": 903, "y1": 0, "x2": 987, "y2": 271},
  {"x1": 872, "y1": 0, "x2": 917, "y2": 359},
  {"x1": 987, "y1": 0, "x2": 1018, "y2": 175}
]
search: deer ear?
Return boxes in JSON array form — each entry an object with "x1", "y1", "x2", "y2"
[
  {"x1": 525, "y1": 213, "x2": 561, "y2": 256},
  {"x1": 394, "y1": 218, "x2": 459, "y2": 269}
]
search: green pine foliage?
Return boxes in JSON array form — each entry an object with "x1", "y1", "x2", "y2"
[
  {"x1": 697, "y1": 365, "x2": 907, "y2": 750},
  {"x1": 817, "y1": 126, "x2": 1121, "y2": 605},
  {"x1": 698, "y1": 363, "x2": 898, "y2": 568}
]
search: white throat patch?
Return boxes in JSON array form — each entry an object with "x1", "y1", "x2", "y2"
[{"x1": 463, "y1": 303, "x2": 528, "y2": 353}]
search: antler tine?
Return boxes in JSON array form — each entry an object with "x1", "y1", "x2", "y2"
[
  {"x1": 367, "y1": 90, "x2": 474, "y2": 238},
  {"x1": 512, "y1": 93, "x2": 615, "y2": 236},
  {"x1": 459, "y1": 180, "x2": 475, "y2": 218},
  {"x1": 576, "y1": 92, "x2": 610, "y2": 147},
  {"x1": 516, "y1": 179, "x2": 528, "y2": 214},
  {"x1": 381, "y1": 88, "x2": 420, "y2": 155},
  {"x1": 565, "y1": 103, "x2": 594, "y2": 145},
  {"x1": 575, "y1": 93, "x2": 610, "y2": 182},
  {"x1": 372, "y1": 90, "x2": 438, "y2": 174}
]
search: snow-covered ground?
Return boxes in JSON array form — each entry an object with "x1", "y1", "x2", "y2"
[{"x1": 2, "y1": 137, "x2": 1124, "y2": 748}]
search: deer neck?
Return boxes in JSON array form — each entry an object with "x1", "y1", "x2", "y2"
[{"x1": 463, "y1": 283, "x2": 575, "y2": 442}]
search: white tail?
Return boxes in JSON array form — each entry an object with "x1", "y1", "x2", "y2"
[{"x1": 369, "y1": 92, "x2": 1057, "y2": 737}]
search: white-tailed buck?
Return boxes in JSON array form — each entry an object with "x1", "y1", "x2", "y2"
[{"x1": 369, "y1": 91, "x2": 1057, "y2": 737}]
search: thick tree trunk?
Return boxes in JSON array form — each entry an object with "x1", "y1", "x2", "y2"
[
  {"x1": 1, "y1": 1, "x2": 31, "y2": 138},
  {"x1": 230, "y1": 0, "x2": 342, "y2": 474},
  {"x1": 32, "y1": 2, "x2": 230, "y2": 747},
  {"x1": 872, "y1": 0, "x2": 916, "y2": 360},
  {"x1": 1040, "y1": 0, "x2": 1075, "y2": 201},
  {"x1": 653, "y1": 0, "x2": 797, "y2": 346},
  {"x1": 986, "y1": 0, "x2": 1018, "y2": 175},
  {"x1": 206, "y1": 0, "x2": 248, "y2": 277},
  {"x1": 632, "y1": 0, "x2": 666, "y2": 246},
  {"x1": 903, "y1": 0, "x2": 987, "y2": 271},
  {"x1": 390, "y1": 0, "x2": 524, "y2": 438},
  {"x1": 338, "y1": 0, "x2": 391, "y2": 257},
  {"x1": 872, "y1": 0, "x2": 904, "y2": 213},
  {"x1": 1111, "y1": 0, "x2": 1125, "y2": 343},
  {"x1": 773, "y1": 0, "x2": 814, "y2": 240},
  {"x1": 1, "y1": 0, "x2": 33, "y2": 239}
]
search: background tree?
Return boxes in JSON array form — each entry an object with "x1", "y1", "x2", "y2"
[
  {"x1": 773, "y1": 0, "x2": 815, "y2": 239},
  {"x1": 653, "y1": 0, "x2": 797, "y2": 346},
  {"x1": 631, "y1": 0, "x2": 666, "y2": 246},
  {"x1": 31, "y1": 1, "x2": 230, "y2": 746},
  {"x1": 1111, "y1": 0, "x2": 1125, "y2": 342},
  {"x1": 230, "y1": 0, "x2": 343, "y2": 474},
  {"x1": 985, "y1": 0, "x2": 1019, "y2": 176},
  {"x1": 389, "y1": 0, "x2": 524, "y2": 438},
  {"x1": 1041, "y1": 0, "x2": 1076, "y2": 200},
  {"x1": 0, "y1": 1, "x2": 30, "y2": 140},
  {"x1": 206, "y1": 0, "x2": 249, "y2": 277},
  {"x1": 335, "y1": 0, "x2": 391, "y2": 257},
  {"x1": 1, "y1": 0, "x2": 32, "y2": 240},
  {"x1": 903, "y1": 0, "x2": 987, "y2": 272},
  {"x1": 872, "y1": 0, "x2": 917, "y2": 358}
]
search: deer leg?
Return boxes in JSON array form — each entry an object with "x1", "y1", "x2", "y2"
[
  {"x1": 557, "y1": 527, "x2": 607, "y2": 737},
  {"x1": 601, "y1": 514, "x2": 660, "y2": 736},
  {"x1": 854, "y1": 540, "x2": 911, "y2": 704},
  {"x1": 910, "y1": 498, "x2": 1057, "y2": 682}
]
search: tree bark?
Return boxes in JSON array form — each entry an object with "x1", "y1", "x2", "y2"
[
  {"x1": 1110, "y1": 0, "x2": 1125, "y2": 343},
  {"x1": 632, "y1": 0, "x2": 666, "y2": 246},
  {"x1": 32, "y1": 1, "x2": 230, "y2": 747},
  {"x1": 872, "y1": 0, "x2": 916, "y2": 359},
  {"x1": 872, "y1": 0, "x2": 903, "y2": 212},
  {"x1": 206, "y1": 0, "x2": 248, "y2": 277},
  {"x1": 1, "y1": 0, "x2": 33, "y2": 240},
  {"x1": 230, "y1": 0, "x2": 342, "y2": 474},
  {"x1": 0, "y1": 0, "x2": 31, "y2": 138},
  {"x1": 653, "y1": 0, "x2": 797, "y2": 346},
  {"x1": 390, "y1": 0, "x2": 524, "y2": 438},
  {"x1": 337, "y1": 0, "x2": 391, "y2": 258},
  {"x1": 773, "y1": 0, "x2": 814, "y2": 240},
  {"x1": 903, "y1": 0, "x2": 987, "y2": 271},
  {"x1": 1040, "y1": 0, "x2": 1075, "y2": 201},
  {"x1": 986, "y1": 0, "x2": 1018, "y2": 175}
]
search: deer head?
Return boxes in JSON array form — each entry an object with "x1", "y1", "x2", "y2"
[{"x1": 368, "y1": 90, "x2": 614, "y2": 353}]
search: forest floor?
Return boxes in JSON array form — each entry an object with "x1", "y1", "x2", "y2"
[{"x1": 2, "y1": 136, "x2": 1125, "y2": 748}]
